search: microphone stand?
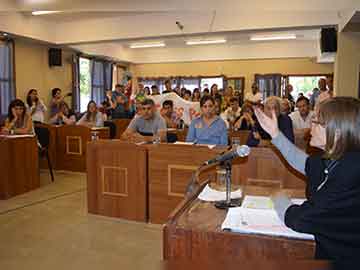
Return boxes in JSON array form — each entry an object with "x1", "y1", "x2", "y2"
[{"x1": 215, "y1": 160, "x2": 241, "y2": 209}]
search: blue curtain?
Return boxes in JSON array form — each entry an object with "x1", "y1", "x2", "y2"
[
  {"x1": 0, "y1": 40, "x2": 15, "y2": 116},
  {"x1": 72, "y1": 54, "x2": 80, "y2": 112},
  {"x1": 91, "y1": 60, "x2": 113, "y2": 105}
]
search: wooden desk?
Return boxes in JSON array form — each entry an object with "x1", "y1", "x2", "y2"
[
  {"x1": 113, "y1": 119, "x2": 132, "y2": 139},
  {"x1": 148, "y1": 144, "x2": 226, "y2": 224},
  {"x1": 0, "y1": 136, "x2": 40, "y2": 199},
  {"x1": 56, "y1": 126, "x2": 110, "y2": 172},
  {"x1": 148, "y1": 145, "x2": 306, "y2": 224},
  {"x1": 228, "y1": 130, "x2": 250, "y2": 145},
  {"x1": 163, "y1": 184, "x2": 315, "y2": 260},
  {"x1": 87, "y1": 141, "x2": 148, "y2": 221},
  {"x1": 34, "y1": 123, "x2": 58, "y2": 169}
]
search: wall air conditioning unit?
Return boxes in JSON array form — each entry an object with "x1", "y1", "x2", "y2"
[{"x1": 316, "y1": 27, "x2": 337, "y2": 63}]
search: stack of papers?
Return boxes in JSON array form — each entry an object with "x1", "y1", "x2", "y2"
[
  {"x1": 221, "y1": 195, "x2": 313, "y2": 240},
  {"x1": 198, "y1": 184, "x2": 242, "y2": 202}
]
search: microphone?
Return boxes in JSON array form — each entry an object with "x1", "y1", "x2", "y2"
[{"x1": 203, "y1": 145, "x2": 250, "y2": 166}]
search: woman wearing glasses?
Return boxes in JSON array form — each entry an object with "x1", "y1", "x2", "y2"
[{"x1": 254, "y1": 96, "x2": 360, "y2": 260}]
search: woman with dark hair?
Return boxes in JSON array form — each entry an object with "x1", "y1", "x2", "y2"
[
  {"x1": 77, "y1": 100, "x2": 104, "y2": 127},
  {"x1": 192, "y1": 88, "x2": 201, "y2": 102},
  {"x1": 2, "y1": 99, "x2": 33, "y2": 134},
  {"x1": 25, "y1": 89, "x2": 47, "y2": 123},
  {"x1": 255, "y1": 96, "x2": 360, "y2": 260},
  {"x1": 186, "y1": 95, "x2": 227, "y2": 145},
  {"x1": 210, "y1": 84, "x2": 218, "y2": 96},
  {"x1": 233, "y1": 102, "x2": 256, "y2": 130}
]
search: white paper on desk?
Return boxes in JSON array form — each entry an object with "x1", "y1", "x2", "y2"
[
  {"x1": 198, "y1": 184, "x2": 242, "y2": 202},
  {"x1": 221, "y1": 207, "x2": 314, "y2": 240},
  {"x1": 242, "y1": 196, "x2": 307, "y2": 210},
  {"x1": 0, "y1": 134, "x2": 35, "y2": 138},
  {"x1": 174, "y1": 141, "x2": 194, "y2": 145}
]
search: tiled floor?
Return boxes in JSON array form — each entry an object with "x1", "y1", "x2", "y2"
[{"x1": 0, "y1": 171, "x2": 162, "y2": 270}]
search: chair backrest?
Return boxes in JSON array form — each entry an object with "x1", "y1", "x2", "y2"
[{"x1": 34, "y1": 126, "x2": 50, "y2": 148}]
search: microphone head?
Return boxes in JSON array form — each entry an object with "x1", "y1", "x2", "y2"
[{"x1": 235, "y1": 145, "x2": 251, "y2": 157}]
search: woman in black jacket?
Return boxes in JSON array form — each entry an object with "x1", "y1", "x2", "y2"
[{"x1": 254, "y1": 96, "x2": 360, "y2": 260}]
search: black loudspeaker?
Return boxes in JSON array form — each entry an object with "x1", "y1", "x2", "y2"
[
  {"x1": 49, "y1": 48, "x2": 62, "y2": 67},
  {"x1": 320, "y1": 28, "x2": 337, "y2": 53}
]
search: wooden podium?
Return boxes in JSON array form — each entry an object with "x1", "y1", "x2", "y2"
[
  {"x1": 87, "y1": 141, "x2": 148, "y2": 222},
  {"x1": 163, "y1": 183, "x2": 315, "y2": 260},
  {"x1": 56, "y1": 126, "x2": 109, "y2": 172},
  {"x1": 0, "y1": 136, "x2": 40, "y2": 199}
]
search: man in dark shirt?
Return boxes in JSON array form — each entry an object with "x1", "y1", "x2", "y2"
[{"x1": 247, "y1": 96, "x2": 294, "y2": 146}]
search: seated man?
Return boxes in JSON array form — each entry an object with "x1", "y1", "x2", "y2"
[
  {"x1": 160, "y1": 100, "x2": 180, "y2": 128},
  {"x1": 289, "y1": 96, "x2": 314, "y2": 146},
  {"x1": 221, "y1": 97, "x2": 241, "y2": 128},
  {"x1": 107, "y1": 90, "x2": 131, "y2": 119},
  {"x1": 247, "y1": 96, "x2": 294, "y2": 147},
  {"x1": 121, "y1": 99, "x2": 167, "y2": 142}
]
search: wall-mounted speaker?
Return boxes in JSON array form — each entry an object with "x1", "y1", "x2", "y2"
[
  {"x1": 49, "y1": 48, "x2": 62, "y2": 67},
  {"x1": 320, "y1": 28, "x2": 337, "y2": 53}
]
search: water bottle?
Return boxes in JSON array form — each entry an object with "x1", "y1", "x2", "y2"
[
  {"x1": 153, "y1": 129, "x2": 161, "y2": 144},
  {"x1": 91, "y1": 130, "x2": 99, "y2": 141}
]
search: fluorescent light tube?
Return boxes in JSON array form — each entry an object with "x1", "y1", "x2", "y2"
[
  {"x1": 130, "y1": 42, "x2": 165, "y2": 49},
  {"x1": 250, "y1": 35, "x2": 296, "y2": 41},
  {"x1": 32, "y1": 11, "x2": 61, "y2": 16},
  {"x1": 186, "y1": 39, "x2": 227, "y2": 45}
]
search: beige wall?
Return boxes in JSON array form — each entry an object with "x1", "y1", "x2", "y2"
[
  {"x1": 133, "y1": 58, "x2": 333, "y2": 94},
  {"x1": 334, "y1": 32, "x2": 360, "y2": 97},
  {"x1": 14, "y1": 39, "x2": 74, "y2": 118}
]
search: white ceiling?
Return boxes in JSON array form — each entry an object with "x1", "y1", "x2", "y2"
[{"x1": 0, "y1": 1, "x2": 359, "y2": 62}]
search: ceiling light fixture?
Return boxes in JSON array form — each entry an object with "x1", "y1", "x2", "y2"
[
  {"x1": 186, "y1": 39, "x2": 227, "y2": 45},
  {"x1": 31, "y1": 11, "x2": 61, "y2": 16},
  {"x1": 129, "y1": 42, "x2": 165, "y2": 49},
  {"x1": 250, "y1": 34, "x2": 297, "y2": 41}
]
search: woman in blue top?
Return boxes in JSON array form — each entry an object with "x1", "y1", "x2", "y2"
[{"x1": 186, "y1": 95, "x2": 228, "y2": 145}]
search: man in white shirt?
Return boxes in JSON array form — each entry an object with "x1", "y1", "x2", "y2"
[
  {"x1": 289, "y1": 96, "x2": 314, "y2": 148},
  {"x1": 221, "y1": 97, "x2": 241, "y2": 128},
  {"x1": 244, "y1": 83, "x2": 262, "y2": 104}
]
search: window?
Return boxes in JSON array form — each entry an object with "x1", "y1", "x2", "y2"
[
  {"x1": 288, "y1": 75, "x2": 327, "y2": 101},
  {"x1": 180, "y1": 78, "x2": 200, "y2": 91},
  {"x1": 200, "y1": 77, "x2": 224, "y2": 90},
  {"x1": 0, "y1": 40, "x2": 15, "y2": 116},
  {"x1": 79, "y1": 57, "x2": 91, "y2": 112}
]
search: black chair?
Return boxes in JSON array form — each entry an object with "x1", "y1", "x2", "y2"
[
  {"x1": 34, "y1": 126, "x2": 54, "y2": 182},
  {"x1": 167, "y1": 132, "x2": 178, "y2": 143},
  {"x1": 104, "y1": 121, "x2": 116, "y2": 139}
]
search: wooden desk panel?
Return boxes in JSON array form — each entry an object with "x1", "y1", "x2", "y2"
[
  {"x1": 87, "y1": 141, "x2": 148, "y2": 221},
  {"x1": 113, "y1": 119, "x2": 132, "y2": 139},
  {"x1": 56, "y1": 126, "x2": 109, "y2": 172},
  {"x1": 163, "y1": 184, "x2": 315, "y2": 260},
  {"x1": 233, "y1": 147, "x2": 306, "y2": 189},
  {"x1": 148, "y1": 144, "x2": 226, "y2": 224},
  {"x1": 0, "y1": 136, "x2": 40, "y2": 199}
]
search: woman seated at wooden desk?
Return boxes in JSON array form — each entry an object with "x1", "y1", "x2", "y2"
[
  {"x1": 77, "y1": 100, "x2": 104, "y2": 128},
  {"x1": 247, "y1": 96, "x2": 294, "y2": 147},
  {"x1": 186, "y1": 95, "x2": 228, "y2": 145},
  {"x1": 1, "y1": 99, "x2": 33, "y2": 135},
  {"x1": 233, "y1": 102, "x2": 256, "y2": 130},
  {"x1": 49, "y1": 102, "x2": 76, "y2": 125},
  {"x1": 255, "y1": 96, "x2": 360, "y2": 260}
]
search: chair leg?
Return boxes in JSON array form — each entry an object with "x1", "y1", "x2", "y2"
[{"x1": 46, "y1": 150, "x2": 55, "y2": 182}]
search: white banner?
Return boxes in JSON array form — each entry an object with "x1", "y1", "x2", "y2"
[{"x1": 148, "y1": 93, "x2": 201, "y2": 125}]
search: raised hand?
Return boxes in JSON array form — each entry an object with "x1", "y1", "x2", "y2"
[{"x1": 254, "y1": 107, "x2": 279, "y2": 138}]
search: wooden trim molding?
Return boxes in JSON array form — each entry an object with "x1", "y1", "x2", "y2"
[
  {"x1": 66, "y1": 136, "x2": 82, "y2": 155},
  {"x1": 101, "y1": 166, "x2": 128, "y2": 197},
  {"x1": 167, "y1": 164, "x2": 198, "y2": 197}
]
